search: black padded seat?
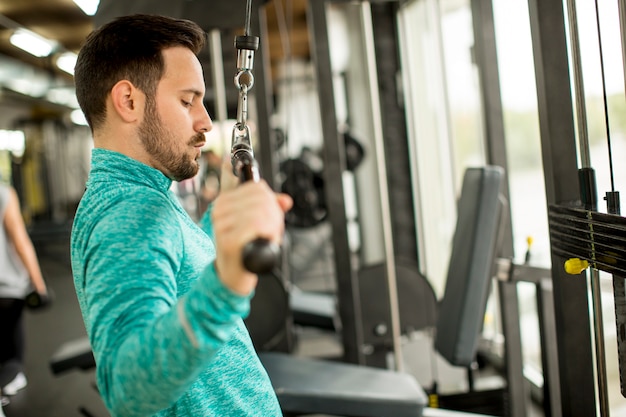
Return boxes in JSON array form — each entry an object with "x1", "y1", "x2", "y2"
[
  {"x1": 50, "y1": 340, "x2": 428, "y2": 417},
  {"x1": 289, "y1": 262, "x2": 438, "y2": 336},
  {"x1": 259, "y1": 351, "x2": 427, "y2": 417},
  {"x1": 289, "y1": 287, "x2": 338, "y2": 331},
  {"x1": 49, "y1": 336, "x2": 95, "y2": 375}
]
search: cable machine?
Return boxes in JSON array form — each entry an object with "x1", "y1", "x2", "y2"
[{"x1": 529, "y1": 0, "x2": 626, "y2": 415}]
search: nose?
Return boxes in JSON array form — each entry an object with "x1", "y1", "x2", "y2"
[{"x1": 195, "y1": 104, "x2": 213, "y2": 133}]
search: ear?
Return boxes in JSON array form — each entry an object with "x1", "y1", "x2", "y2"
[{"x1": 110, "y1": 80, "x2": 144, "y2": 123}]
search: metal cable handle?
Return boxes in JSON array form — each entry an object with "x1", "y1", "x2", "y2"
[{"x1": 231, "y1": 5, "x2": 280, "y2": 274}]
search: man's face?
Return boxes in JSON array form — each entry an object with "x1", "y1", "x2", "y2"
[{"x1": 138, "y1": 47, "x2": 212, "y2": 181}]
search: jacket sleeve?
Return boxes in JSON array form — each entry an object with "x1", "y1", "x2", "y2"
[{"x1": 80, "y1": 192, "x2": 251, "y2": 417}]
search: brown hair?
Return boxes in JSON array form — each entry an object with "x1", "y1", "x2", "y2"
[{"x1": 74, "y1": 14, "x2": 206, "y2": 131}]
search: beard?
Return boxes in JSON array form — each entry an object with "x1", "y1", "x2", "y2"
[{"x1": 138, "y1": 99, "x2": 204, "y2": 181}]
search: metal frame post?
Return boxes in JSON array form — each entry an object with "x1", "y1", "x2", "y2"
[
  {"x1": 526, "y1": 0, "x2": 597, "y2": 414},
  {"x1": 470, "y1": 0, "x2": 528, "y2": 414},
  {"x1": 251, "y1": 4, "x2": 279, "y2": 189},
  {"x1": 308, "y1": 0, "x2": 366, "y2": 365}
]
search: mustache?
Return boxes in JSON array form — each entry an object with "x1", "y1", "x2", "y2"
[{"x1": 189, "y1": 133, "x2": 206, "y2": 146}]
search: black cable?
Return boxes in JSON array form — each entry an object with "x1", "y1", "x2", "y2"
[
  {"x1": 593, "y1": 0, "x2": 617, "y2": 193},
  {"x1": 244, "y1": 0, "x2": 253, "y2": 36}
]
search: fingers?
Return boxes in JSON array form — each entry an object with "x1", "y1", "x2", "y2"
[
  {"x1": 210, "y1": 180, "x2": 286, "y2": 294},
  {"x1": 213, "y1": 182, "x2": 284, "y2": 242}
]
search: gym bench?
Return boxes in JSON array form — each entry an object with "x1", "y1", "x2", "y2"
[{"x1": 50, "y1": 166, "x2": 505, "y2": 417}]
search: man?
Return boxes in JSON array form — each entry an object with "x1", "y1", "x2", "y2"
[{"x1": 71, "y1": 14, "x2": 291, "y2": 417}]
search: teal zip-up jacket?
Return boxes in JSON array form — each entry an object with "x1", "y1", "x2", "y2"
[{"x1": 70, "y1": 149, "x2": 282, "y2": 417}]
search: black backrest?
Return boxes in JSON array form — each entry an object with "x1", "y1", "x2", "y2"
[{"x1": 434, "y1": 166, "x2": 505, "y2": 367}]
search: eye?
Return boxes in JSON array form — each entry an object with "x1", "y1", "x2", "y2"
[{"x1": 182, "y1": 100, "x2": 192, "y2": 108}]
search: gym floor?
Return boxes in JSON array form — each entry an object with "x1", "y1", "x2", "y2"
[{"x1": 1, "y1": 238, "x2": 545, "y2": 417}]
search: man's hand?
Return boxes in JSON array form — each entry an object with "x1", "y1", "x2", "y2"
[{"x1": 211, "y1": 172, "x2": 292, "y2": 295}]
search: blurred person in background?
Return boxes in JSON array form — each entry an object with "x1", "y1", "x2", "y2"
[{"x1": 0, "y1": 183, "x2": 48, "y2": 400}]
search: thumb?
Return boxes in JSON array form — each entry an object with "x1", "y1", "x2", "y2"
[{"x1": 276, "y1": 193, "x2": 293, "y2": 212}]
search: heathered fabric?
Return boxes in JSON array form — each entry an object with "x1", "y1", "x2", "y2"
[
  {"x1": 0, "y1": 184, "x2": 30, "y2": 299},
  {"x1": 71, "y1": 149, "x2": 281, "y2": 417}
]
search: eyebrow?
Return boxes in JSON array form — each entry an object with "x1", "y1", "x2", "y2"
[{"x1": 181, "y1": 89, "x2": 204, "y2": 99}]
